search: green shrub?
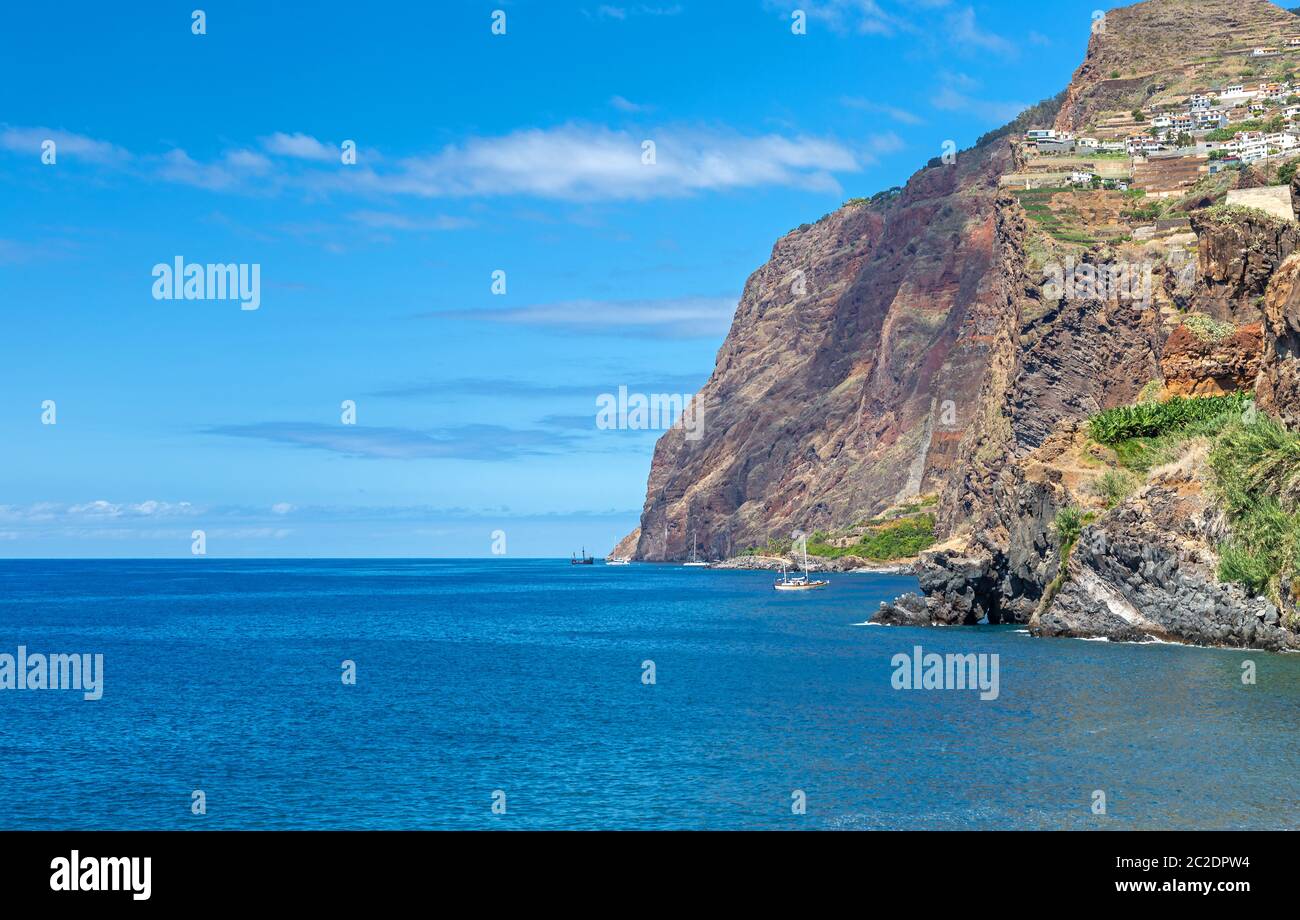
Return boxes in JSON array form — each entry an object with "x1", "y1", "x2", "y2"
[
  {"x1": 1091, "y1": 469, "x2": 1140, "y2": 508},
  {"x1": 1110, "y1": 434, "x2": 1191, "y2": 473},
  {"x1": 807, "y1": 514, "x2": 937, "y2": 562},
  {"x1": 857, "y1": 515, "x2": 936, "y2": 560},
  {"x1": 1088, "y1": 393, "x2": 1252, "y2": 445},
  {"x1": 1039, "y1": 507, "x2": 1096, "y2": 615},
  {"x1": 1181, "y1": 313, "x2": 1235, "y2": 343},
  {"x1": 1052, "y1": 507, "x2": 1086, "y2": 552},
  {"x1": 1137, "y1": 380, "x2": 1164, "y2": 404},
  {"x1": 1209, "y1": 413, "x2": 1300, "y2": 510},
  {"x1": 1218, "y1": 543, "x2": 1275, "y2": 597},
  {"x1": 1209, "y1": 413, "x2": 1300, "y2": 608}
]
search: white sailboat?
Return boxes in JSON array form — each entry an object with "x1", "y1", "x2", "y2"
[
  {"x1": 683, "y1": 533, "x2": 710, "y2": 567},
  {"x1": 774, "y1": 541, "x2": 828, "y2": 591}
]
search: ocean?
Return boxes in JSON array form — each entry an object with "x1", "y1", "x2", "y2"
[{"x1": 1, "y1": 558, "x2": 1297, "y2": 830}]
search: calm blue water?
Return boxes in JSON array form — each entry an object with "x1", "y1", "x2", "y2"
[{"x1": 1, "y1": 559, "x2": 1297, "y2": 830}]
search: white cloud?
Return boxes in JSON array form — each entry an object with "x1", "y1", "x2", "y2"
[
  {"x1": 429, "y1": 295, "x2": 738, "y2": 338},
  {"x1": 2, "y1": 122, "x2": 870, "y2": 202},
  {"x1": 271, "y1": 503, "x2": 295, "y2": 515},
  {"x1": 156, "y1": 148, "x2": 274, "y2": 191},
  {"x1": 1, "y1": 500, "x2": 200, "y2": 521},
  {"x1": 841, "y1": 96, "x2": 926, "y2": 125},
  {"x1": 944, "y1": 6, "x2": 1016, "y2": 58},
  {"x1": 769, "y1": 0, "x2": 913, "y2": 36},
  {"x1": 932, "y1": 86, "x2": 1027, "y2": 124},
  {"x1": 262, "y1": 131, "x2": 337, "y2": 161},
  {"x1": 0, "y1": 125, "x2": 130, "y2": 164},
  {"x1": 341, "y1": 125, "x2": 862, "y2": 200},
  {"x1": 610, "y1": 95, "x2": 653, "y2": 113},
  {"x1": 348, "y1": 210, "x2": 474, "y2": 231},
  {"x1": 590, "y1": 4, "x2": 684, "y2": 19},
  {"x1": 866, "y1": 131, "x2": 906, "y2": 155}
]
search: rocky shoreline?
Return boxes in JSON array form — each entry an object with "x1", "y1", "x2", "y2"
[{"x1": 712, "y1": 554, "x2": 916, "y2": 575}]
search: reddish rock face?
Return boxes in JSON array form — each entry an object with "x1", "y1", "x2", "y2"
[
  {"x1": 625, "y1": 141, "x2": 1014, "y2": 561},
  {"x1": 1258, "y1": 253, "x2": 1300, "y2": 430},
  {"x1": 1191, "y1": 209, "x2": 1300, "y2": 324},
  {"x1": 1161, "y1": 323, "x2": 1264, "y2": 398},
  {"x1": 620, "y1": 0, "x2": 1300, "y2": 563}
]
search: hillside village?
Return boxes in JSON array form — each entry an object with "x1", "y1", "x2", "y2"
[{"x1": 1008, "y1": 33, "x2": 1300, "y2": 244}]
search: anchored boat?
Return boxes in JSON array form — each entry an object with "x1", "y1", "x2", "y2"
[
  {"x1": 683, "y1": 533, "x2": 710, "y2": 568},
  {"x1": 774, "y1": 543, "x2": 828, "y2": 591}
]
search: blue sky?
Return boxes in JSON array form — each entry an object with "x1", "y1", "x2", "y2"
[{"x1": 1, "y1": 0, "x2": 1125, "y2": 557}]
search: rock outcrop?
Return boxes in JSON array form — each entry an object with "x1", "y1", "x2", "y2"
[
  {"x1": 1257, "y1": 252, "x2": 1300, "y2": 430},
  {"x1": 1037, "y1": 456, "x2": 1297, "y2": 651},
  {"x1": 1190, "y1": 207, "x2": 1300, "y2": 324},
  {"x1": 1160, "y1": 322, "x2": 1263, "y2": 397}
]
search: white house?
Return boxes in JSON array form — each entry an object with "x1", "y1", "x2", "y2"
[
  {"x1": 1232, "y1": 131, "x2": 1295, "y2": 164},
  {"x1": 1127, "y1": 135, "x2": 1166, "y2": 155},
  {"x1": 1253, "y1": 47, "x2": 1280, "y2": 57},
  {"x1": 1195, "y1": 110, "x2": 1229, "y2": 129}
]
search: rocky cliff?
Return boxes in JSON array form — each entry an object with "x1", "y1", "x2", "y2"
[
  {"x1": 624, "y1": 120, "x2": 1032, "y2": 561},
  {"x1": 1258, "y1": 249, "x2": 1300, "y2": 429},
  {"x1": 622, "y1": 0, "x2": 1300, "y2": 651}
]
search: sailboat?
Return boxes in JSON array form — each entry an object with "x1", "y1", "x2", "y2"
[
  {"x1": 570, "y1": 546, "x2": 595, "y2": 565},
  {"x1": 774, "y1": 541, "x2": 828, "y2": 591},
  {"x1": 683, "y1": 533, "x2": 710, "y2": 567}
]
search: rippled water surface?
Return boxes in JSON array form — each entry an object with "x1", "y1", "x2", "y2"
[{"x1": 1, "y1": 559, "x2": 1297, "y2": 829}]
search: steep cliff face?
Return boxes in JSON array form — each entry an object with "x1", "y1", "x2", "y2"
[
  {"x1": 937, "y1": 260, "x2": 1165, "y2": 539},
  {"x1": 627, "y1": 133, "x2": 1021, "y2": 561},
  {"x1": 1190, "y1": 208, "x2": 1300, "y2": 323},
  {"x1": 622, "y1": 0, "x2": 1300, "y2": 618},
  {"x1": 1257, "y1": 251, "x2": 1300, "y2": 430}
]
